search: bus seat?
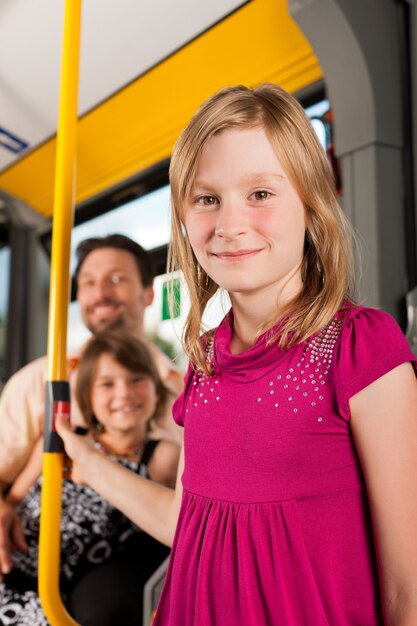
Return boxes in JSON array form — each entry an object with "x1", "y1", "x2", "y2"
[{"x1": 142, "y1": 556, "x2": 169, "y2": 625}]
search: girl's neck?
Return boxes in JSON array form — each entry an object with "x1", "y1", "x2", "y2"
[
  {"x1": 95, "y1": 426, "x2": 146, "y2": 458},
  {"x1": 229, "y1": 317, "x2": 258, "y2": 354},
  {"x1": 229, "y1": 296, "x2": 277, "y2": 354},
  {"x1": 229, "y1": 276, "x2": 302, "y2": 354}
]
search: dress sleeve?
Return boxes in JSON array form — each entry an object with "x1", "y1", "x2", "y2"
[
  {"x1": 172, "y1": 362, "x2": 195, "y2": 427},
  {"x1": 335, "y1": 307, "x2": 417, "y2": 421}
]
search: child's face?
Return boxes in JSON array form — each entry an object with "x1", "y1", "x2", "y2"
[
  {"x1": 90, "y1": 353, "x2": 158, "y2": 437},
  {"x1": 184, "y1": 127, "x2": 306, "y2": 306}
]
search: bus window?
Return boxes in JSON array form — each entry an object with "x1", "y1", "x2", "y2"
[
  {"x1": 67, "y1": 186, "x2": 172, "y2": 354},
  {"x1": 69, "y1": 186, "x2": 171, "y2": 271},
  {"x1": 305, "y1": 99, "x2": 330, "y2": 149}
]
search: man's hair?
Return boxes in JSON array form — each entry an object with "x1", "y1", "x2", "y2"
[{"x1": 74, "y1": 234, "x2": 156, "y2": 290}]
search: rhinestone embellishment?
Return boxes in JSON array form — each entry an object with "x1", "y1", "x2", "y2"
[
  {"x1": 255, "y1": 317, "x2": 342, "y2": 418},
  {"x1": 185, "y1": 317, "x2": 342, "y2": 422}
]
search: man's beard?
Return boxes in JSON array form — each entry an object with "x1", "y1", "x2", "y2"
[{"x1": 87, "y1": 312, "x2": 127, "y2": 335}]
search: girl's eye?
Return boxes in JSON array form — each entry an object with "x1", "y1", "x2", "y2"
[
  {"x1": 131, "y1": 375, "x2": 145, "y2": 384},
  {"x1": 252, "y1": 190, "x2": 271, "y2": 201},
  {"x1": 99, "y1": 381, "x2": 114, "y2": 388},
  {"x1": 196, "y1": 195, "x2": 218, "y2": 206}
]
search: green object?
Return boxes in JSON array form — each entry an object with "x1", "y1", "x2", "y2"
[{"x1": 162, "y1": 278, "x2": 181, "y2": 320}]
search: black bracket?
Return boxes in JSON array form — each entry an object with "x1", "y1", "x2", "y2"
[{"x1": 44, "y1": 381, "x2": 71, "y2": 453}]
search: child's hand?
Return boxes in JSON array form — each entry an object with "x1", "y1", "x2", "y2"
[
  {"x1": 0, "y1": 500, "x2": 27, "y2": 580},
  {"x1": 56, "y1": 416, "x2": 96, "y2": 484}
]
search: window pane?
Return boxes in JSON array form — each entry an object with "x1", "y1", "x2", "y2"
[
  {"x1": 305, "y1": 99, "x2": 330, "y2": 150},
  {"x1": 143, "y1": 272, "x2": 230, "y2": 370},
  {"x1": 70, "y1": 185, "x2": 171, "y2": 273}
]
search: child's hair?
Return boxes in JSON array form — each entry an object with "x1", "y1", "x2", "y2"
[
  {"x1": 76, "y1": 332, "x2": 169, "y2": 431},
  {"x1": 168, "y1": 83, "x2": 357, "y2": 374}
]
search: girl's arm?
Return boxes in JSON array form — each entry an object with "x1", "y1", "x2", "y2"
[
  {"x1": 148, "y1": 440, "x2": 181, "y2": 489},
  {"x1": 350, "y1": 362, "x2": 417, "y2": 626},
  {"x1": 56, "y1": 416, "x2": 183, "y2": 547},
  {"x1": 5, "y1": 437, "x2": 43, "y2": 506},
  {"x1": 0, "y1": 438, "x2": 42, "y2": 577}
]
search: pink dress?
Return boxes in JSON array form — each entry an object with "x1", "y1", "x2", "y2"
[{"x1": 154, "y1": 306, "x2": 416, "y2": 626}]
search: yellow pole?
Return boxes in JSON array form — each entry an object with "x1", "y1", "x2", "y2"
[{"x1": 38, "y1": 0, "x2": 82, "y2": 623}]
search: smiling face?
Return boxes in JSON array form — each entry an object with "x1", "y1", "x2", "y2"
[
  {"x1": 184, "y1": 127, "x2": 306, "y2": 307},
  {"x1": 76, "y1": 248, "x2": 153, "y2": 335},
  {"x1": 90, "y1": 353, "x2": 159, "y2": 438}
]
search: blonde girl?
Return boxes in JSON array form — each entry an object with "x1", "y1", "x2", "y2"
[{"x1": 59, "y1": 84, "x2": 417, "y2": 626}]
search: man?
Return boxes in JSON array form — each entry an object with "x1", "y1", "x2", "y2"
[{"x1": 0, "y1": 234, "x2": 183, "y2": 623}]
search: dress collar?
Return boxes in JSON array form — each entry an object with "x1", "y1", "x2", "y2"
[{"x1": 211, "y1": 310, "x2": 289, "y2": 382}]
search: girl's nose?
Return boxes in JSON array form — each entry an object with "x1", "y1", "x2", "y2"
[
  {"x1": 214, "y1": 203, "x2": 247, "y2": 240},
  {"x1": 115, "y1": 380, "x2": 130, "y2": 398}
]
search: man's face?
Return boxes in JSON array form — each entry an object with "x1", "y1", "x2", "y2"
[{"x1": 76, "y1": 247, "x2": 153, "y2": 335}]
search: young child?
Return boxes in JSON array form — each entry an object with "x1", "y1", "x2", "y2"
[
  {"x1": 1, "y1": 333, "x2": 179, "y2": 626},
  {"x1": 58, "y1": 84, "x2": 417, "y2": 626}
]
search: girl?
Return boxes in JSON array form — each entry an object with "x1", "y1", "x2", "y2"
[
  {"x1": 58, "y1": 84, "x2": 417, "y2": 626},
  {"x1": 1, "y1": 333, "x2": 179, "y2": 626}
]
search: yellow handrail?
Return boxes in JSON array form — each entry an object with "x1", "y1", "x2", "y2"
[{"x1": 38, "y1": 0, "x2": 82, "y2": 623}]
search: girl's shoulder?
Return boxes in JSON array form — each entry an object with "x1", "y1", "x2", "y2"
[
  {"x1": 172, "y1": 325, "x2": 222, "y2": 428},
  {"x1": 146, "y1": 439, "x2": 181, "y2": 488},
  {"x1": 172, "y1": 359, "x2": 201, "y2": 428},
  {"x1": 339, "y1": 303, "x2": 404, "y2": 331},
  {"x1": 336, "y1": 302, "x2": 414, "y2": 362},
  {"x1": 333, "y1": 304, "x2": 416, "y2": 420},
  {"x1": 336, "y1": 304, "x2": 413, "y2": 359}
]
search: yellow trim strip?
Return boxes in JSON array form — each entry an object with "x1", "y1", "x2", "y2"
[{"x1": 39, "y1": 0, "x2": 81, "y2": 622}]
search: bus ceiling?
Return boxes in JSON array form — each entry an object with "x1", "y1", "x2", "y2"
[{"x1": 0, "y1": 0, "x2": 322, "y2": 219}]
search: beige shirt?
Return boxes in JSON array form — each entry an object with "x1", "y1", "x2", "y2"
[{"x1": 0, "y1": 344, "x2": 184, "y2": 485}]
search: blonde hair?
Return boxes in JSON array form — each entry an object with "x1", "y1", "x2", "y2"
[{"x1": 168, "y1": 84, "x2": 357, "y2": 374}]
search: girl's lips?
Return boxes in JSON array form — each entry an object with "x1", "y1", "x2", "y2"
[
  {"x1": 211, "y1": 249, "x2": 262, "y2": 261},
  {"x1": 111, "y1": 404, "x2": 141, "y2": 413}
]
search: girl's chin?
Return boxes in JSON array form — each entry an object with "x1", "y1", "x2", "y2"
[{"x1": 103, "y1": 421, "x2": 146, "y2": 436}]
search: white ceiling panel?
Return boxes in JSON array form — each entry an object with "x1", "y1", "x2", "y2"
[{"x1": 0, "y1": 0, "x2": 247, "y2": 171}]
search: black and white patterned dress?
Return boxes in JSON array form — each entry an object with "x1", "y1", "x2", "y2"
[{"x1": 0, "y1": 440, "x2": 164, "y2": 626}]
